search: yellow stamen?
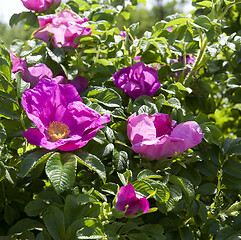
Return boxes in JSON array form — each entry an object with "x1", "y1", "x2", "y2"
[{"x1": 47, "y1": 121, "x2": 70, "y2": 142}]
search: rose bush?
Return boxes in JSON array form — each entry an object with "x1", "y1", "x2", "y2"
[
  {"x1": 1, "y1": 0, "x2": 241, "y2": 239},
  {"x1": 127, "y1": 113, "x2": 204, "y2": 160}
]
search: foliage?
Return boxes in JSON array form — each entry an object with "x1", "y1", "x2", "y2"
[{"x1": 0, "y1": 0, "x2": 241, "y2": 239}]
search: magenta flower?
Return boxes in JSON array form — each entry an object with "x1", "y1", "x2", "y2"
[
  {"x1": 21, "y1": 0, "x2": 60, "y2": 12},
  {"x1": 127, "y1": 113, "x2": 204, "y2": 160},
  {"x1": 113, "y1": 62, "x2": 160, "y2": 99},
  {"x1": 33, "y1": 10, "x2": 91, "y2": 49},
  {"x1": 9, "y1": 51, "x2": 27, "y2": 74},
  {"x1": 119, "y1": 31, "x2": 127, "y2": 38},
  {"x1": 116, "y1": 184, "x2": 150, "y2": 216},
  {"x1": 21, "y1": 78, "x2": 110, "y2": 151}
]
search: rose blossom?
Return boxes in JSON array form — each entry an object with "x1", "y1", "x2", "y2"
[
  {"x1": 127, "y1": 113, "x2": 204, "y2": 160},
  {"x1": 116, "y1": 184, "x2": 150, "y2": 216},
  {"x1": 113, "y1": 62, "x2": 160, "y2": 99},
  {"x1": 33, "y1": 10, "x2": 91, "y2": 49},
  {"x1": 21, "y1": 78, "x2": 110, "y2": 151},
  {"x1": 21, "y1": 0, "x2": 60, "y2": 13}
]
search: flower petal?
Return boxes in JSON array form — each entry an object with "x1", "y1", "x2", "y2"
[{"x1": 171, "y1": 121, "x2": 204, "y2": 153}]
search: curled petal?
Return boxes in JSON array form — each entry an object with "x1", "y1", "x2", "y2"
[{"x1": 116, "y1": 184, "x2": 150, "y2": 216}]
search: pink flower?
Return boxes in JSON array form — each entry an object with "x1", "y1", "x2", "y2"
[
  {"x1": 119, "y1": 31, "x2": 127, "y2": 38},
  {"x1": 9, "y1": 51, "x2": 27, "y2": 73},
  {"x1": 127, "y1": 113, "x2": 204, "y2": 160},
  {"x1": 173, "y1": 55, "x2": 196, "y2": 78},
  {"x1": 22, "y1": 63, "x2": 55, "y2": 88},
  {"x1": 113, "y1": 62, "x2": 160, "y2": 99},
  {"x1": 21, "y1": 0, "x2": 60, "y2": 13},
  {"x1": 116, "y1": 184, "x2": 149, "y2": 216},
  {"x1": 22, "y1": 78, "x2": 110, "y2": 151},
  {"x1": 33, "y1": 10, "x2": 91, "y2": 49}
]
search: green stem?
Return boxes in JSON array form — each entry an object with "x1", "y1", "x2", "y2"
[
  {"x1": 212, "y1": 167, "x2": 223, "y2": 215},
  {"x1": 218, "y1": 0, "x2": 241, "y2": 20},
  {"x1": 94, "y1": 45, "x2": 101, "y2": 64},
  {"x1": 183, "y1": 32, "x2": 208, "y2": 86}
]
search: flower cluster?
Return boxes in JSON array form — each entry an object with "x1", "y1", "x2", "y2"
[{"x1": 15, "y1": 6, "x2": 204, "y2": 219}]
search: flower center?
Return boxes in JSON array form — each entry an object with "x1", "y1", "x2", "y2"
[{"x1": 47, "y1": 121, "x2": 70, "y2": 142}]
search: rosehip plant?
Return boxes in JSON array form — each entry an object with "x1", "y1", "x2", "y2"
[{"x1": 0, "y1": 0, "x2": 241, "y2": 239}]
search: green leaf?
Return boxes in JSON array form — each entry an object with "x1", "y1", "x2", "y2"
[
  {"x1": 169, "y1": 175, "x2": 195, "y2": 199},
  {"x1": 224, "y1": 160, "x2": 241, "y2": 180},
  {"x1": 43, "y1": 206, "x2": 65, "y2": 240},
  {"x1": 19, "y1": 149, "x2": 53, "y2": 177},
  {"x1": 196, "y1": 183, "x2": 217, "y2": 195},
  {"x1": 164, "y1": 97, "x2": 181, "y2": 108},
  {"x1": 196, "y1": 1, "x2": 212, "y2": 8},
  {"x1": 25, "y1": 198, "x2": 48, "y2": 217},
  {"x1": 113, "y1": 149, "x2": 129, "y2": 172},
  {"x1": 134, "y1": 179, "x2": 170, "y2": 203},
  {"x1": 118, "y1": 169, "x2": 132, "y2": 186},
  {"x1": 0, "y1": 123, "x2": 6, "y2": 144},
  {"x1": 0, "y1": 57, "x2": 11, "y2": 81},
  {"x1": 179, "y1": 227, "x2": 195, "y2": 240},
  {"x1": 101, "y1": 182, "x2": 118, "y2": 196},
  {"x1": 165, "y1": 18, "x2": 192, "y2": 28},
  {"x1": 45, "y1": 153, "x2": 77, "y2": 194},
  {"x1": 193, "y1": 15, "x2": 212, "y2": 31},
  {"x1": 175, "y1": 82, "x2": 192, "y2": 93},
  {"x1": 76, "y1": 219, "x2": 105, "y2": 239},
  {"x1": 8, "y1": 218, "x2": 43, "y2": 236},
  {"x1": 75, "y1": 151, "x2": 106, "y2": 183},
  {"x1": 140, "y1": 224, "x2": 165, "y2": 239},
  {"x1": 88, "y1": 88, "x2": 122, "y2": 108},
  {"x1": 137, "y1": 169, "x2": 163, "y2": 180},
  {"x1": 225, "y1": 137, "x2": 241, "y2": 156},
  {"x1": 64, "y1": 195, "x2": 78, "y2": 228},
  {"x1": 46, "y1": 47, "x2": 65, "y2": 64},
  {"x1": 129, "y1": 22, "x2": 140, "y2": 37},
  {"x1": 0, "y1": 162, "x2": 6, "y2": 182}
]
